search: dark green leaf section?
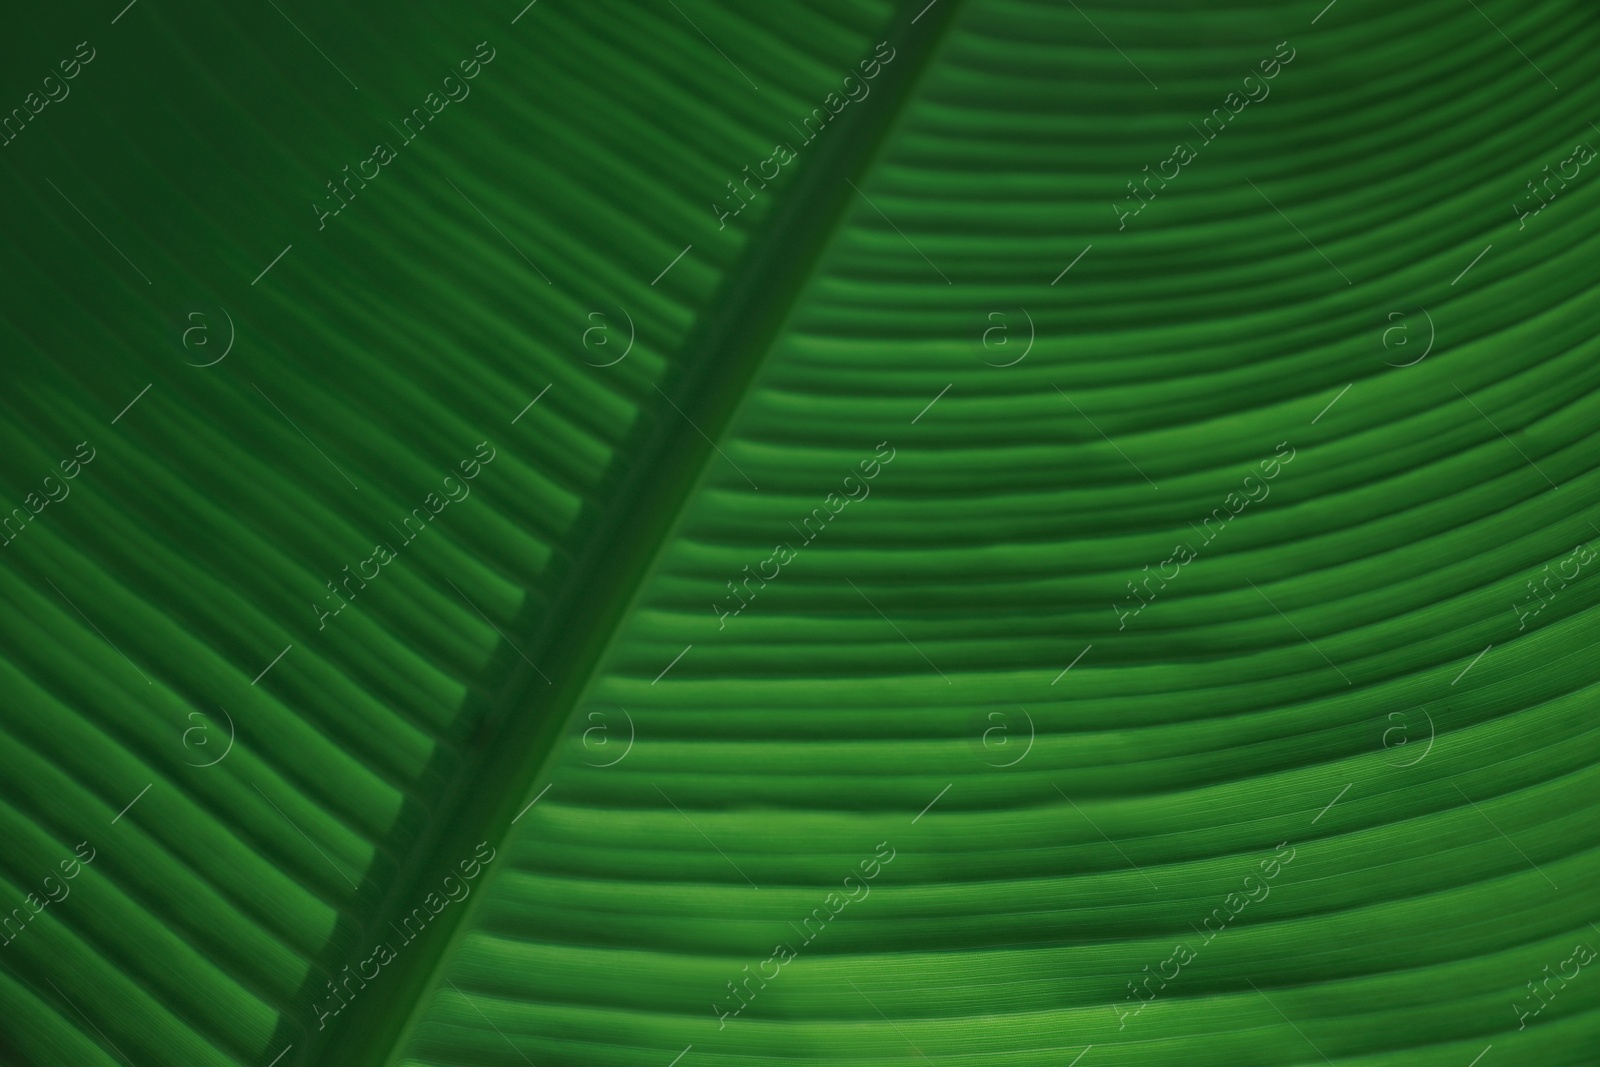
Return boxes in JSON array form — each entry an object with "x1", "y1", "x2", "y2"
[
  {"x1": 310, "y1": 1, "x2": 957, "y2": 1062},
  {"x1": 390, "y1": 0, "x2": 1600, "y2": 1064},
  {"x1": 0, "y1": 0, "x2": 889, "y2": 1063}
]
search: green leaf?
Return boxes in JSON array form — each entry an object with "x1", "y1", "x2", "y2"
[{"x1": 2, "y1": 0, "x2": 1597, "y2": 1065}]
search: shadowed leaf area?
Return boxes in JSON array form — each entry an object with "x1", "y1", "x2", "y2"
[{"x1": 0, "y1": 0, "x2": 1596, "y2": 1064}]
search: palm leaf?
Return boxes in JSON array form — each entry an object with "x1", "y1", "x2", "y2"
[{"x1": 2, "y1": 0, "x2": 1597, "y2": 1065}]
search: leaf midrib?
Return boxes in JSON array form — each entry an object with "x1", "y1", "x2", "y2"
[{"x1": 297, "y1": 3, "x2": 967, "y2": 1063}]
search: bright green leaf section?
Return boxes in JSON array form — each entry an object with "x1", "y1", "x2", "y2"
[{"x1": 389, "y1": 0, "x2": 1600, "y2": 1065}]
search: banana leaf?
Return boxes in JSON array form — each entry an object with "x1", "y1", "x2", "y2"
[{"x1": 0, "y1": 0, "x2": 1596, "y2": 1064}]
